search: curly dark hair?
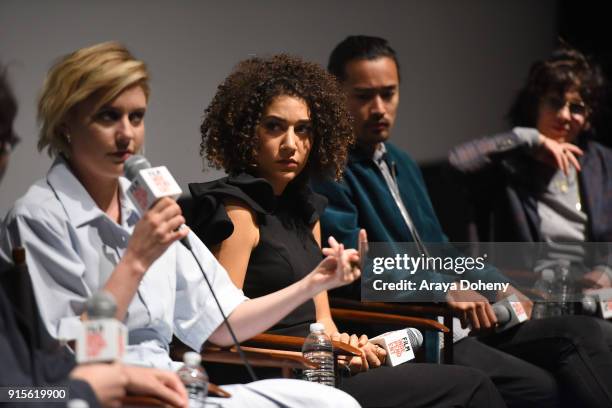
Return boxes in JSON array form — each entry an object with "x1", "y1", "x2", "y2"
[
  {"x1": 200, "y1": 54, "x2": 354, "y2": 181},
  {"x1": 508, "y1": 46, "x2": 605, "y2": 128}
]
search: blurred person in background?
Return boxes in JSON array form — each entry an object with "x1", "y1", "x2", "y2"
[{"x1": 449, "y1": 46, "x2": 612, "y2": 290}]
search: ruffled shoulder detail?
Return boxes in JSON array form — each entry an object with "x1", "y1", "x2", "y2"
[
  {"x1": 187, "y1": 173, "x2": 328, "y2": 246},
  {"x1": 292, "y1": 184, "x2": 328, "y2": 225},
  {"x1": 187, "y1": 174, "x2": 275, "y2": 247}
]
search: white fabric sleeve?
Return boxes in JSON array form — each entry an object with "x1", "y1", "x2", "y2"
[
  {"x1": 215, "y1": 379, "x2": 361, "y2": 408},
  {"x1": 172, "y1": 231, "x2": 248, "y2": 351}
]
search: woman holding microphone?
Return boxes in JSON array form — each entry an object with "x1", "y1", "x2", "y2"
[{"x1": 0, "y1": 42, "x2": 361, "y2": 408}]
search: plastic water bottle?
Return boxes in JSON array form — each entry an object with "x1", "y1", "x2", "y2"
[
  {"x1": 302, "y1": 322, "x2": 335, "y2": 386},
  {"x1": 532, "y1": 268, "x2": 555, "y2": 319},
  {"x1": 177, "y1": 351, "x2": 209, "y2": 408},
  {"x1": 554, "y1": 260, "x2": 574, "y2": 316}
]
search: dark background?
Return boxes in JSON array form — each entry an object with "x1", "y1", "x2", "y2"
[
  {"x1": 426, "y1": 0, "x2": 612, "y2": 241},
  {"x1": 558, "y1": 0, "x2": 612, "y2": 147}
]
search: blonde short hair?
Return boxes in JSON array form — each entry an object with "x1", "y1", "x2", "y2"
[{"x1": 37, "y1": 42, "x2": 149, "y2": 156}]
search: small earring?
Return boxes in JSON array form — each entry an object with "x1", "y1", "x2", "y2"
[{"x1": 65, "y1": 133, "x2": 72, "y2": 144}]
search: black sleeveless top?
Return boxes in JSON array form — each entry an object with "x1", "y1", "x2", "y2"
[{"x1": 188, "y1": 173, "x2": 328, "y2": 336}]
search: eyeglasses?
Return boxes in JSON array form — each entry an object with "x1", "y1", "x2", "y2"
[
  {"x1": 542, "y1": 96, "x2": 588, "y2": 117},
  {"x1": 0, "y1": 132, "x2": 20, "y2": 155}
]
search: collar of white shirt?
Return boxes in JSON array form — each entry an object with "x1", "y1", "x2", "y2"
[{"x1": 46, "y1": 157, "x2": 139, "y2": 228}]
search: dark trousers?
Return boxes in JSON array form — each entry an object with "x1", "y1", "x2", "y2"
[
  {"x1": 464, "y1": 315, "x2": 612, "y2": 408},
  {"x1": 455, "y1": 337, "x2": 559, "y2": 408},
  {"x1": 338, "y1": 363, "x2": 507, "y2": 408},
  {"x1": 595, "y1": 317, "x2": 612, "y2": 351}
]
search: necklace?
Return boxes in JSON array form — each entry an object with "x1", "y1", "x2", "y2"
[{"x1": 551, "y1": 168, "x2": 582, "y2": 211}]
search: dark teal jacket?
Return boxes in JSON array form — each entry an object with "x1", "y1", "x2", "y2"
[{"x1": 312, "y1": 142, "x2": 509, "y2": 300}]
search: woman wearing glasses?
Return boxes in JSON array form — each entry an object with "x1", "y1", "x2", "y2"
[
  {"x1": 448, "y1": 48, "x2": 612, "y2": 405},
  {"x1": 449, "y1": 46, "x2": 612, "y2": 287}
]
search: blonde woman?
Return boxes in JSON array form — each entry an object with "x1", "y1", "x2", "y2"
[{"x1": 0, "y1": 42, "x2": 361, "y2": 408}]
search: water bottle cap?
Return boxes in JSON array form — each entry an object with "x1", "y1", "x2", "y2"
[
  {"x1": 557, "y1": 259, "x2": 571, "y2": 267},
  {"x1": 309, "y1": 322, "x2": 325, "y2": 333},
  {"x1": 541, "y1": 269, "x2": 555, "y2": 282},
  {"x1": 581, "y1": 295, "x2": 598, "y2": 314},
  {"x1": 67, "y1": 399, "x2": 89, "y2": 408},
  {"x1": 183, "y1": 351, "x2": 202, "y2": 366}
]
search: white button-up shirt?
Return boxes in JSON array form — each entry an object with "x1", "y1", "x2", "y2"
[{"x1": 0, "y1": 158, "x2": 247, "y2": 368}]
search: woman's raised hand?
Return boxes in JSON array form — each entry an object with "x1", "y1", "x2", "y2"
[
  {"x1": 308, "y1": 230, "x2": 367, "y2": 293},
  {"x1": 124, "y1": 197, "x2": 190, "y2": 274},
  {"x1": 535, "y1": 134, "x2": 584, "y2": 175}
]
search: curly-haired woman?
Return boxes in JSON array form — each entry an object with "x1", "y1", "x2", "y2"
[{"x1": 189, "y1": 54, "x2": 506, "y2": 408}]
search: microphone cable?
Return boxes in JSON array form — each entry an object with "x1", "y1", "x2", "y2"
[
  {"x1": 182, "y1": 237, "x2": 258, "y2": 381},
  {"x1": 123, "y1": 155, "x2": 257, "y2": 380}
]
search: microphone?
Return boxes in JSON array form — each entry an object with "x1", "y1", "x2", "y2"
[
  {"x1": 76, "y1": 291, "x2": 127, "y2": 363},
  {"x1": 124, "y1": 155, "x2": 183, "y2": 212},
  {"x1": 124, "y1": 155, "x2": 190, "y2": 249},
  {"x1": 579, "y1": 288, "x2": 612, "y2": 319},
  {"x1": 493, "y1": 294, "x2": 529, "y2": 332},
  {"x1": 492, "y1": 304, "x2": 511, "y2": 324},
  {"x1": 370, "y1": 328, "x2": 423, "y2": 367}
]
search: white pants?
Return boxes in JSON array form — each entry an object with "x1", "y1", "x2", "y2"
[{"x1": 206, "y1": 379, "x2": 361, "y2": 408}]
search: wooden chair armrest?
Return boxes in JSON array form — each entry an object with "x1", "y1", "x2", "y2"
[
  {"x1": 331, "y1": 308, "x2": 449, "y2": 333},
  {"x1": 330, "y1": 298, "x2": 452, "y2": 317},
  {"x1": 242, "y1": 333, "x2": 304, "y2": 350},
  {"x1": 121, "y1": 395, "x2": 166, "y2": 407},
  {"x1": 171, "y1": 333, "x2": 360, "y2": 380},
  {"x1": 121, "y1": 383, "x2": 230, "y2": 406},
  {"x1": 328, "y1": 298, "x2": 456, "y2": 364},
  {"x1": 201, "y1": 345, "x2": 317, "y2": 370},
  {"x1": 244, "y1": 333, "x2": 361, "y2": 356},
  {"x1": 209, "y1": 383, "x2": 231, "y2": 398},
  {"x1": 330, "y1": 340, "x2": 362, "y2": 356}
]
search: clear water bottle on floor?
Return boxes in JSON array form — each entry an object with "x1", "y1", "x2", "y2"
[
  {"x1": 532, "y1": 268, "x2": 555, "y2": 319},
  {"x1": 302, "y1": 322, "x2": 335, "y2": 387},
  {"x1": 177, "y1": 351, "x2": 209, "y2": 408}
]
